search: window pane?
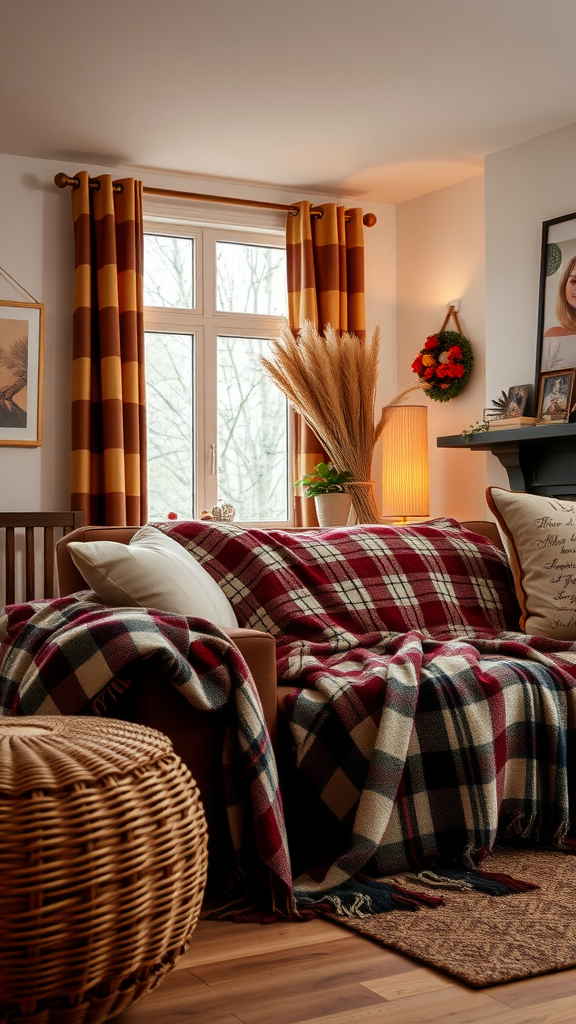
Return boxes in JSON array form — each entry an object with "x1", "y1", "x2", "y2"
[
  {"x1": 144, "y1": 235, "x2": 194, "y2": 308},
  {"x1": 217, "y1": 337, "x2": 288, "y2": 521},
  {"x1": 216, "y1": 242, "x2": 287, "y2": 315},
  {"x1": 145, "y1": 332, "x2": 194, "y2": 519}
]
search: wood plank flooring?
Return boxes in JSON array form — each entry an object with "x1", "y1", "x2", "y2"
[{"x1": 115, "y1": 914, "x2": 576, "y2": 1024}]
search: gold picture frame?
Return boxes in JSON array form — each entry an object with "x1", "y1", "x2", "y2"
[
  {"x1": 0, "y1": 300, "x2": 44, "y2": 447},
  {"x1": 536, "y1": 368, "x2": 575, "y2": 424}
]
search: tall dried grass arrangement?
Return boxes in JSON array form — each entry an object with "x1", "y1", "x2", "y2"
[{"x1": 261, "y1": 321, "x2": 427, "y2": 523}]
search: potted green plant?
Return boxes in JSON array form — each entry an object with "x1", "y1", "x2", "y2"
[{"x1": 295, "y1": 462, "x2": 353, "y2": 527}]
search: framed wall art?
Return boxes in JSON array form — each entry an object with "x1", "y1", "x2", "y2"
[
  {"x1": 535, "y1": 211, "x2": 576, "y2": 383},
  {"x1": 0, "y1": 300, "x2": 44, "y2": 447},
  {"x1": 536, "y1": 368, "x2": 575, "y2": 423}
]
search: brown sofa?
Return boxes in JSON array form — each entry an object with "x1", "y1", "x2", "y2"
[{"x1": 55, "y1": 520, "x2": 503, "y2": 882}]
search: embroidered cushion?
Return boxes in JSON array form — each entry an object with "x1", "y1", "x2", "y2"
[
  {"x1": 158, "y1": 518, "x2": 520, "y2": 642},
  {"x1": 487, "y1": 486, "x2": 576, "y2": 639}
]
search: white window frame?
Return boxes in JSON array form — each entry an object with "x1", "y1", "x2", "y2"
[{"x1": 143, "y1": 212, "x2": 293, "y2": 525}]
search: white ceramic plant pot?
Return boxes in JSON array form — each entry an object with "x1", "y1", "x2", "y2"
[{"x1": 314, "y1": 492, "x2": 353, "y2": 528}]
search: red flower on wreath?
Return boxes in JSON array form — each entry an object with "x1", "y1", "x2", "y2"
[
  {"x1": 436, "y1": 364, "x2": 451, "y2": 378},
  {"x1": 412, "y1": 328, "x2": 472, "y2": 401}
]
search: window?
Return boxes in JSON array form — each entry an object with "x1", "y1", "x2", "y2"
[{"x1": 143, "y1": 221, "x2": 289, "y2": 524}]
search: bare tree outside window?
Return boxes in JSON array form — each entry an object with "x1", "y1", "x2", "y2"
[
  {"x1": 144, "y1": 235, "x2": 193, "y2": 308},
  {"x1": 217, "y1": 242, "x2": 286, "y2": 315},
  {"x1": 145, "y1": 332, "x2": 193, "y2": 519},
  {"x1": 144, "y1": 231, "x2": 289, "y2": 522},
  {"x1": 217, "y1": 336, "x2": 288, "y2": 521}
]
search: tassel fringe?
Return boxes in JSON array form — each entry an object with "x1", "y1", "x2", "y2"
[
  {"x1": 211, "y1": 854, "x2": 544, "y2": 923},
  {"x1": 411, "y1": 866, "x2": 539, "y2": 897},
  {"x1": 473, "y1": 868, "x2": 540, "y2": 893},
  {"x1": 296, "y1": 875, "x2": 445, "y2": 918}
]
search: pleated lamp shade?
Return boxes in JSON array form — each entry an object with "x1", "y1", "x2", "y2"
[{"x1": 381, "y1": 405, "x2": 429, "y2": 520}]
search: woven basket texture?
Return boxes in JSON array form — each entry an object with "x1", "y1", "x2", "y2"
[{"x1": 0, "y1": 716, "x2": 208, "y2": 1024}]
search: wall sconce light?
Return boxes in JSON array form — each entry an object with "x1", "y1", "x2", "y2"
[{"x1": 381, "y1": 405, "x2": 429, "y2": 522}]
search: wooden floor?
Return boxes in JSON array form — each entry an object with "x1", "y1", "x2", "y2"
[{"x1": 115, "y1": 913, "x2": 576, "y2": 1024}]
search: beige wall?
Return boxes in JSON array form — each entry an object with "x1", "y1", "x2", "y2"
[
  {"x1": 0, "y1": 153, "x2": 396, "y2": 515},
  {"x1": 396, "y1": 175, "x2": 489, "y2": 520},
  {"x1": 0, "y1": 153, "x2": 75, "y2": 511},
  {"x1": 485, "y1": 120, "x2": 576, "y2": 492},
  {"x1": 394, "y1": 119, "x2": 576, "y2": 515}
]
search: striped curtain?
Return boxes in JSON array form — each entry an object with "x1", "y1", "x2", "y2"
[
  {"x1": 287, "y1": 201, "x2": 365, "y2": 526},
  {"x1": 71, "y1": 172, "x2": 147, "y2": 526}
]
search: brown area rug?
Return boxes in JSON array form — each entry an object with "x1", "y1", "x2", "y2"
[{"x1": 330, "y1": 847, "x2": 576, "y2": 987}]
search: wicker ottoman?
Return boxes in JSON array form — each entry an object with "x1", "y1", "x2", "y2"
[{"x1": 0, "y1": 716, "x2": 208, "y2": 1024}]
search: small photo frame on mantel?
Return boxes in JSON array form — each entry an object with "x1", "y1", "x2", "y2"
[
  {"x1": 0, "y1": 300, "x2": 44, "y2": 447},
  {"x1": 536, "y1": 368, "x2": 575, "y2": 423},
  {"x1": 505, "y1": 384, "x2": 531, "y2": 418}
]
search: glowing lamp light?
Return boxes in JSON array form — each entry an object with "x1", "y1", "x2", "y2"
[{"x1": 381, "y1": 405, "x2": 429, "y2": 522}]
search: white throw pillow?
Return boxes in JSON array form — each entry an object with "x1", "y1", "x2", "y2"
[
  {"x1": 486, "y1": 486, "x2": 576, "y2": 639},
  {"x1": 68, "y1": 525, "x2": 238, "y2": 627}
]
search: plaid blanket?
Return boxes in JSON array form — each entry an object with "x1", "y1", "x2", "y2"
[
  {"x1": 0, "y1": 595, "x2": 294, "y2": 917},
  {"x1": 285, "y1": 632, "x2": 576, "y2": 907},
  {"x1": 160, "y1": 519, "x2": 576, "y2": 908},
  {"x1": 3, "y1": 519, "x2": 576, "y2": 919},
  {"x1": 160, "y1": 517, "x2": 521, "y2": 644}
]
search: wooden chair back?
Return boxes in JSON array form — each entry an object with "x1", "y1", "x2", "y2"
[{"x1": 0, "y1": 512, "x2": 85, "y2": 604}]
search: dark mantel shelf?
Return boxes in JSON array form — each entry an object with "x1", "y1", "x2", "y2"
[{"x1": 437, "y1": 422, "x2": 576, "y2": 496}]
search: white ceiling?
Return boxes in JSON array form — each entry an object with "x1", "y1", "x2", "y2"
[{"x1": 2, "y1": 0, "x2": 576, "y2": 204}]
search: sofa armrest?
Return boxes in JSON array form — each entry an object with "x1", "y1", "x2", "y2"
[
  {"x1": 222, "y1": 627, "x2": 277, "y2": 743},
  {"x1": 56, "y1": 531, "x2": 279, "y2": 735}
]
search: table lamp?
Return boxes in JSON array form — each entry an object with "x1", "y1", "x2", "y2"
[{"x1": 381, "y1": 405, "x2": 429, "y2": 522}]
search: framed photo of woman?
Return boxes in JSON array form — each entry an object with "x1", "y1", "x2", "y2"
[
  {"x1": 536, "y1": 369, "x2": 575, "y2": 423},
  {"x1": 536, "y1": 211, "x2": 576, "y2": 382}
]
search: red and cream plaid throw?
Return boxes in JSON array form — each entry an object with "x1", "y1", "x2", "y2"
[{"x1": 2, "y1": 520, "x2": 576, "y2": 919}]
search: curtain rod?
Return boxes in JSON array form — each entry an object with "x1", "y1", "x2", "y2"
[{"x1": 53, "y1": 172, "x2": 377, "y2": 226}]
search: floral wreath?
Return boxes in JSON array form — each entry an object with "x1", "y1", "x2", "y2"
[{"x1": 411, "y1": 312, "x2": 474, "y2": 402}]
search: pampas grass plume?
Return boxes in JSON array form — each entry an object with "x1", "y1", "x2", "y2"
[{"x1": 262, "y1": 320, "x2": 426, "y2": 523}]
